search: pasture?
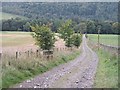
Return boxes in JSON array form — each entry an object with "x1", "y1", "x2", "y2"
[
  {"x1": 0, "y1": 12, "x2": 27, "y2": 20},
  {"x1": 88, "y1": 34, "x2": 119, "y2": 47}
]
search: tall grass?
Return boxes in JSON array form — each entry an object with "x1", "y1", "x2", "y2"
[{"x1": 2, "y1": 48, "x2": 80, "y2": 88}]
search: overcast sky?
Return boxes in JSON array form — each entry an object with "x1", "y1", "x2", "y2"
[{"x1": 0, "y1": 0, "x2": 119, "y2": 2}]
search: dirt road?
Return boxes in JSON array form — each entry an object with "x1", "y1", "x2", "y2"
[{"x1": 14, "y1": 35, "x2": 99, "y2": 88}]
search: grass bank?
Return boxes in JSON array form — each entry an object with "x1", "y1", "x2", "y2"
[
  {"x1": 87, "y1": 38, "x2": 118, "y2": 88},
  {"x1": 2, "y1": 48, "x2": 80, "y2": 88},
  {"x1": 94, "y1": 48, "x2": 118, "y2": 88}
]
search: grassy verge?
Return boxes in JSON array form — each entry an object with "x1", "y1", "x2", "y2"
[
  {"x1": 94, "y1": 48, "x2": 118, "y2": 88},
  {"x1": 87, "y1": 39, "x2": 118, "y2": 88},
  {"x1": 2, "y1": 49, "x2": 80, "y2": 88}
]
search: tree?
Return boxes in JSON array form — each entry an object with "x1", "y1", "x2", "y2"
[
  {"x1": 86, "y1": 20, "x2": 96, "y2": 34},
  {"x1": 72, "y1": 33, "x2": 82, "y2": 48},
  {"x1": 23, "y1": 22, "x2": 31, "y2": 32},
  {"x1": 31, "y1": 24, "x2": 55, "y2": 51},
  {"x1": 79, "y1": 22, "x2": 87, "y2": 34},
  {"x1": 101, "y1": 21, "x2": 112, "y2": 34},
  {"x1": 58, "y1": 20, "x2": 74, "y2": 47},
  {"x1": 112, "y1": 22, "x2": 119, "y2": 34}
]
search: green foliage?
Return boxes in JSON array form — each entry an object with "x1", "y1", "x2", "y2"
[
  {"x1": 65, "y1": 37, "x2": 73, "y2": 47},
  {"x1": 58, "y1": 20, "x2": 83, "y2": 48},
  {"x1": 86, "y1": 20, "x2": 96, "y2": 34},
  {"x1": 58, "y1": 20, "x2": 74, "y2": 47},
  {"x1": 58, "y1": 20, "x2": 74, "y2": 40},
  {"x1": 2, "y1": 2, "x2": 118, "y2": 21},
  {"x1": 100, "y1": 21, "x2": 112, "y2": 34},
  {"x1": 23, "y1": 22, "x2": 31, "y2": 32},
  {"x1": 31, "y1": 24, "x2": 55, "y2": 50},
  {"x1": 112, "y1": 22, "x2": 119, "y2": 34},
  {"x1": 79, "y1": 22, "x2": 87, "y2": 34},
  {"x1": 2, "y1": 2, "x2": 119, "y2": 34},
  {"x1": 72, "y1": 34, "x2": 82, "y2": 48}
]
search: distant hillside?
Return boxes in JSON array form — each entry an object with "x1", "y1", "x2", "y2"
[
  {"x1": 0, "y1": 12, "x2": 27, "y2": 20},
  {"x1": 2, "y1": 2, "x2": 118, "y2": 21}
]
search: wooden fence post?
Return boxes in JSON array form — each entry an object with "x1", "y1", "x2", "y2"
[
  {"x1": 36, "y1": 50, "x2": 39, "y2": 57},
  {"x1": 0, "y1": 53, "x2": 1, "y2": 61},
  {"x1": 28, "y1": 51, "x2": 29, "y2": 57},
  {"x1": 47, "y1": 55, "x2": 49, "y2": 60},
  {"x1": 30, "y1": 49, "x2": 33, "y2": 56},
  {"x1": 19, "y1": 52, "x2": 21, "y2": 56},
  {"x1": 16, "y1": 51, "x2": 18, "y2": 59}
]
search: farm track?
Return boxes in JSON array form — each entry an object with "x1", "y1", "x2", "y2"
[{"x1": 14, "y1": 35, "x2": 99, "y2": 88}]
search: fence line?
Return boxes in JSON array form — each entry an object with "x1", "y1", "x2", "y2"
[
  {"x1": 89, "y1": 39, "x2": 119, "y2": 55},
  {"x1": 2, "y1": 47, "x2": 73, "y2": 60},
  {"x1": 99, "y1": 43, "x2": 119, "y2": 55}
]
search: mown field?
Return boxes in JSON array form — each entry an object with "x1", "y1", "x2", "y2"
[
  {"x1": 0, "y1": 12, "x2": 27, "y2": 20},
  {"x1": 88, "y1": 34, "x2": 119, "y2": 47},
  {"x1": 1, "y1": 31, "x2": 34, "y2": 47}
]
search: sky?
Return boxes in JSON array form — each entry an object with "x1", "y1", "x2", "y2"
[{"x1": 0, "y1": 0, "x2": 119, "y2": 2}]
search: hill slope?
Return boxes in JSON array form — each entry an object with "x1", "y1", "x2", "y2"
[
  {"x1": 2, "y1": 2, "x2": 118, "y2": 21},
  {"x1": 0, "y1": 12, "x2": 27, "y2": 20}
]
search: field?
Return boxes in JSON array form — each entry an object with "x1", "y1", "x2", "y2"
[
  {"x1": 88, "y1": 34, "x2": 119, "y2": 47},
  {"x1": 1, "y1": 31, "x2": 34, "y2": 47},
  {"x1": 1, "y1": 31, "x2": 66, "y2": 54},
  {"x1": 0, "y1": 12, "x2": 27, "y2": 20}
]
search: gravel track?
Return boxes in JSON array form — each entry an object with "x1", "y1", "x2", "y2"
[{"x1": 14, "y1": 35, "x2": 99, "y2": 88}]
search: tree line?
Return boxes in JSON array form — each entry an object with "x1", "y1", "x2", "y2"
[{"x1": 2, "y1": 18, "x2": 119, "y2": 34}]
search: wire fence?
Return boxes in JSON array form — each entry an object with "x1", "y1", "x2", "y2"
[
  {"x1": 1, "y1": 47, "x2": 74, "y2": 60},
  {"x1": 99, "y1": 43, "x2": 119, "y2": 55}
]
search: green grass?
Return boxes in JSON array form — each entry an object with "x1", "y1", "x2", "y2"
[
  {"x1": 0, "y1": 62, "x2": 2, "y2": 90},
  {"x1": 0, "y1": 12, "x2": 27, "y2": 20},
  {"x1": 1, "y1": 31, "x2": 34, "y2": 47},
  {"x1": 2, "y1": 49, "x2": 80, "y2": 88},
  {"x1": 88, "y1": 37, "x2": 118, "y2": 88},
  {"x1": 94, "y1": 48, "x2": 118, "y2": 88},
  {"x1": 88, "y1": 34, "x2": 119, "y2": 47}
]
